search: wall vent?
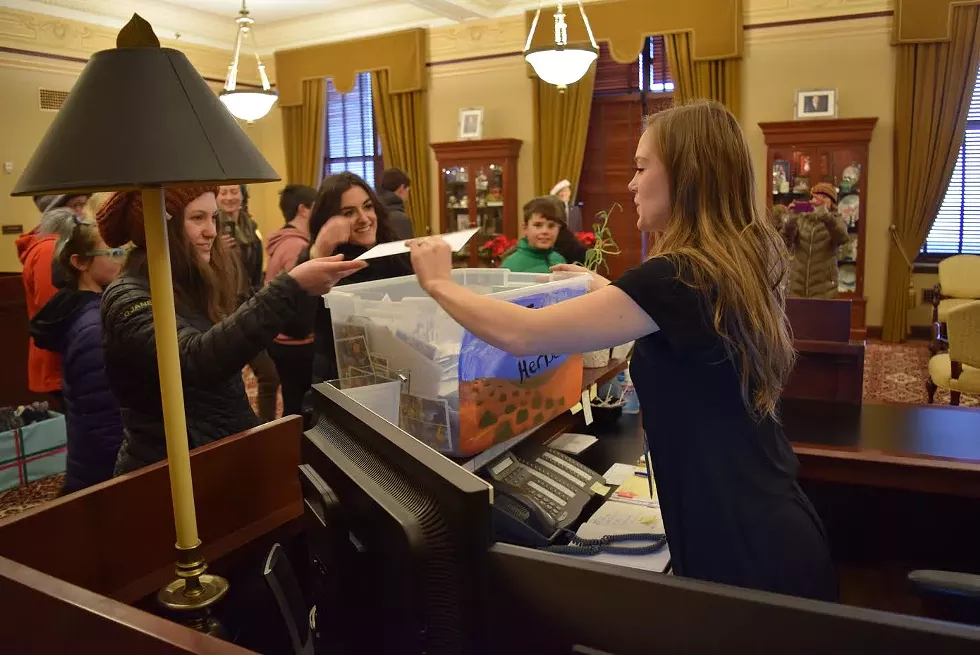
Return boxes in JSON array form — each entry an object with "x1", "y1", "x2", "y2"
[
  {"x1": 38, "y1": 88, "x2": 69, "y2": 112},
  {"x1": 922, "y1": 287, "x2": 939, "y2": 305}
]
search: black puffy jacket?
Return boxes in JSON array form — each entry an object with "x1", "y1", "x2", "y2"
[{"x1": 101, "y1": 272, "x2": 312, "y2": 475}]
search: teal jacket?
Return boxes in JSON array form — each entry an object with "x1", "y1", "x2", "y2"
[{"x1": 500, "y1": 238, "x2": 567, "y2": 274}]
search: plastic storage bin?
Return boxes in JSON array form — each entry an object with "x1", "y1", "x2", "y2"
[{"x1": 325, "y1": 269, "x2": 590, "y2": 457}]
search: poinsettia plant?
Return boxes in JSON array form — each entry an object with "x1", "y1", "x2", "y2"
[{"x1": 478, "y1": 234, "x2": 518, "y2": 266}]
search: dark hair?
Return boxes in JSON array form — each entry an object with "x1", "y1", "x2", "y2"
[
  {"x1": 310, "y1": 172, "x2": 398, "y2": 245},
  {"x1": 124, "y1": 203, "x2": 240, "y2": 323},
  {"x1": 522, "y1": 196, "x2": 566, "y2": 225},
  {"x1": 56, "y1": 219, "x2": 101, "y2": 288},
  {"x1": 379, "y1": 168, "x2": 411, "y2": 193},
  {"x1": 279, "y1": 184, "x2": 318, "y2": 223}
]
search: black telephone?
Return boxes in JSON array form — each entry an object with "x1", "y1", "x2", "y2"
[{"x1": 485, "y1": 446, "x2": 607, "y2": 548}]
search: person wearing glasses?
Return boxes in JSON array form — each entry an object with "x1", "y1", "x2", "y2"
[{"x1": 29, "y1": 217, "x2": 127, "y2": 494}]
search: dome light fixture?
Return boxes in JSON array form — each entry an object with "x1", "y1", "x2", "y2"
[
  {"x1": 218, "y1": 1, "x2": 277, "y2": 123},
  {"x1": 524, "y1": 1, "x2": 599, "y2": 92}
]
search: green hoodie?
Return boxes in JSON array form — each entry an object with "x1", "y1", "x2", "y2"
[{"x1": 500, "y1": 237, "x2": 567, "y2": 274}]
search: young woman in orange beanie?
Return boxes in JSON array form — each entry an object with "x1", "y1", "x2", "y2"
[{"x1": 97, "y1": 187, "x2": 365, "y2": 475}]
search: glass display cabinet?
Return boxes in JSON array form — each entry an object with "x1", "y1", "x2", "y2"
[
  {"x1": 431, "y1": 138, "x2": 522, "y2": 267},
  {"x1": 760, "y1": 118, "x2": 878, "y2": 340}
]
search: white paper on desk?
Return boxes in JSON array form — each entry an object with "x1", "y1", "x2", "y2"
[
  {"x1": 586, "y1": 499, "x2": 665, "y2": 533},
  {"x1": 575, "y1": 503, "x2": 670, "y2": 573},
  {"x1": 549, "y1": 433, "x2": 597, "y2": 455},
  {"x1": 602, "y1": 462, "x2": 635, "y2": 486},
  {"x1": 354, "y1": 228, "x2": 479, "y2": 260}
]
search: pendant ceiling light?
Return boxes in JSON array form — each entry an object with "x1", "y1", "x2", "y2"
[
  {"x1": 524, "y1": 1, "x2": 599, "y2": 92},
  {"x1": 219, "y1": 1, "x2": 277, "y2": 122}
]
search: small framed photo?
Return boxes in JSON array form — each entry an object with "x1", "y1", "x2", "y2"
[
  {"x1": 795, "y1": 89, "x2": 837, "y2": 119},
  {"x1": 458, "y1": 107, "x2": 484, "y2": 140}
]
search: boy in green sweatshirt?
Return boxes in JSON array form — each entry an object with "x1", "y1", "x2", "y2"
[{"x1": 501, "y1": 196, "x2": 568, "y2": 274}]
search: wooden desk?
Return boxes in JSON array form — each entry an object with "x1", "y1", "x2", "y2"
[
  {"x1": 782, "y1": 399, "x2": 980, "y2": 497},
  {"x1": 553, "y1": 400, "x2": 980, "y2": 615},
  {"x1": 567, "y1": 400, "x2": 980, "y2": 495}
]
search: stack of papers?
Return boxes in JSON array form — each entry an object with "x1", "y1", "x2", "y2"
[
  {"x1": 611, "y1": 473, "x2": 659, "y2": 508},
  {"x1": 574, "y1": 501, "x2": 670, "y2": 573}
]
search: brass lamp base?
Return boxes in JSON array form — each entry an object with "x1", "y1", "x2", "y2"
[{"x1": 158, "y1": 542, "x2": 230, "y2": 635}]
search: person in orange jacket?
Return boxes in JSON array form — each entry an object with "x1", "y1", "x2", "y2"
[{"x1": 16, "y1": 195, "x2": 88, "y2": 407}]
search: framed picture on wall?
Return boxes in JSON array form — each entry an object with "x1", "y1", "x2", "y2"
[
  {"x1": 795, "y1": 89, "x2": 837, "y2": 119},
  {"x1": 458, "y1": 107, "x2": 484, "y2": 140}
]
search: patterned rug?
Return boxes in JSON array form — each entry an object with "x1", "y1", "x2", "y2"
[
  {"x1": 0, "y1": 473, "x2": 64, "y2": 520},
  {"x1": 863, "y1": 341, "x2": 978, "y2": 407},
  {"x1": 2, "y1": 344, "x2": 975, "y2": 520}
]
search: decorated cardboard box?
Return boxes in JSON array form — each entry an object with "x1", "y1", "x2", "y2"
[{"x1": 325, "y1": 269, "x2": 589, "y2": 456}]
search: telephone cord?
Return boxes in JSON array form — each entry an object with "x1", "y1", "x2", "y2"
[{"x1": 543, "y1": 529, "x2": 667, "y2": 556}]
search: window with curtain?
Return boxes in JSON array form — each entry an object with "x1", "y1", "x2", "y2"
[
  {"x1": 640, "y1": 36, "x2": 674, "y2": 93},
  {"x1": 592, "y1": 36, "x2": 673, "y2": 96},
  {"x1": 920, "y1": 64, "x2": 980, "y2": 259},
  {"x1": 322, "y1": 72, "x2": 383, "y2": 187}
]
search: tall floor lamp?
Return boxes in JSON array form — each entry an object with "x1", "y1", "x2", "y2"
[{"x1": 11, "y1": 15, "x2": 280, "y2": 630}]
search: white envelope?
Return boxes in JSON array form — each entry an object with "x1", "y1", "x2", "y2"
[{"x1": 354, "y1": 228, "x2": 480, "y2": 261}]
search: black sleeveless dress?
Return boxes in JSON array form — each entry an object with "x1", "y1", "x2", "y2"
[{"x1": 611, "y1": 256, "x2": 837, "y2": 601}]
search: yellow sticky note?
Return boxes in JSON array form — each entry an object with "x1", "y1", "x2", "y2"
[
  {"x1": 590, "y1": 383, "x2": 598, "y2": 400},
  {"x1": 590, "y1": 481, "x2": 610, "y2": 496},
  {"x1": 571, "y1": 402, "x2": 583, "y2": 415}
]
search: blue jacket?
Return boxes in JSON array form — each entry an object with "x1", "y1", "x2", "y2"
[{"x1": 30, "y1": 289, "x2": 124, "y2": 493}]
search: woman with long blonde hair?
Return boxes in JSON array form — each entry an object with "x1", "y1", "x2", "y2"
[{"x1": 409, "y1": 101, "x2": 835, "y2": 600}]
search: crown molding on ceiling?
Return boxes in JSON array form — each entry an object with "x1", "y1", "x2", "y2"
[
  {"x1": 6, "y1": 0, "x2": 529, "y2": 53},
  {"x1": 5, "y1": 0, "x2": 897, "y2": 58}
]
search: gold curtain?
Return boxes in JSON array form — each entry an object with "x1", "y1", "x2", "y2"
[
  {"x1": 664, "y1": 32, "x2": 741, "y2": 119},
  {"x1": 281, "y1": 78, "x2": 326, "y2": 187},
  {"x1": 371, "y1": 69, "x2": 430, "y2": 237},
  {"x1": 532, "y1": 67, "x2": 597, "y2": 199},
  {"x1": 882, "y1": 5, "x2": 980, "y2": 342}
]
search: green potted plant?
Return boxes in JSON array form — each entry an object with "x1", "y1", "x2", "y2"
[{"x1": 581, "y1": 205, "x2": 627, "y2": 368}]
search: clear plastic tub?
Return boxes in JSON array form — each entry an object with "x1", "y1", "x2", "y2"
[{"x1": 324, "y1": 269, "x2": 590, "y2": 456}]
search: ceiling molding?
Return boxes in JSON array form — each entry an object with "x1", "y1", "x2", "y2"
[
  {"x1": 9, "y1": 0, "x2": 900, "y2": 58},
  {"x1": 6, "y1": 0, "x2": 538, "y2": 54}
]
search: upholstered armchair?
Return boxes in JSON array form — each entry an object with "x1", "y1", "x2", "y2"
[
  {"x1": 932, "y1": 255, "x2": 980, "y2": 353},
  {"x1": 927, "y1": 300, "x2": 980, "y2": 405}
]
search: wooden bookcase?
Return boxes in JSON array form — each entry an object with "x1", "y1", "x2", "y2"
[
  {"x1": 759, "y1": 118, "x2": 878, "y2": 340},
  {"x1": 431, "y1": 138, "x2": 522, "y2": 267}
]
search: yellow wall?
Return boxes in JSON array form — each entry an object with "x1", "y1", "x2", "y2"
[
  {"x1": 0, "y1": 7, "x2": 284, "y2": 272},
  {"x1": 741, "y1": 15, "x2": 898, "y2": 327},
  {"x1": 0, "y1": 56, "x2": 78, "y2": 272},
  {"x1": 7, "y1": 3, "x2": 935, "y2": 330},
  {"x1": 426, "y1": 17, "x2": 532, "y2": 235}
]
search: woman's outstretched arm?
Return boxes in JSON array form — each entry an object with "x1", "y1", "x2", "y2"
[{"x1": 411, "y1": 239, "x2": 657, "y2": 356}]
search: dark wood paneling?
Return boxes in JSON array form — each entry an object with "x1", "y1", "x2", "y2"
[
  {"x1": 0, "y1": 273, "x2": 39, "y2": 407},
  {"x1": 783, "y1": 298, "x2": 865, "y2": 404},
  {"x1": 578, "y1": 95, "x2": 645, "y2": 280},
  {"x1": 0, "y1": 416, "x2": 304, "y2": 604},
  {"x1": 786, "y1": 298, "x2": 853, "y2": 342},
  {"x1": 0, "y1": 556, "x2": 254, "y2": 654}
]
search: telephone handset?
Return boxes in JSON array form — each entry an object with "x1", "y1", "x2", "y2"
[{"x1": 485, "y1": 446, "x2": 607, "y2": 548}]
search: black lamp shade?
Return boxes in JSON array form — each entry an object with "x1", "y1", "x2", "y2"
[{"x1": 12, "y1": 46, "x2": 279, "y2": 196}]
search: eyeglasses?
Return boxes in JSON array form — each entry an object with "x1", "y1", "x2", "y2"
[{"x1": 85, "y1": 246, "x2": 132, "y2": 260}]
